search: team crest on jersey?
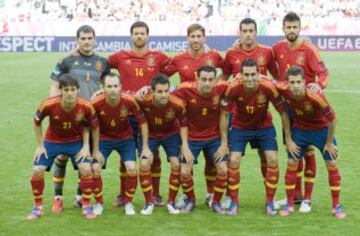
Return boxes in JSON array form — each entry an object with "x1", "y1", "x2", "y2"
[
  {"x1": 75, "y1": 112, "x2": 84, "y2": 122},
  {"x1": 212, "y1": 95, "x2": 220, "y2": 105},
  {"x1": 257, "y1": 93, "x2": 267, "y2": 104},
  {"x1": 296, "y1": 53, "x2": 305, "y2": 65},
  {"x1": 120, "y1": 107, "x2": 129, "y2": 117},
  {"x1": 166, "y1": 109, "x2": 175, "y2": 119},
  {"x1": 147, "y1": 56, "x2": 155, "y2": 67},
  {"x1": 257, "y1": 55, "x2": 266, "y2": 66},
  {"x1": 95, "y1": 61, "x2": 103, "y2": 72},
  {"x1": 304, "y1": 102, "x2": 314, "y2": 113}
]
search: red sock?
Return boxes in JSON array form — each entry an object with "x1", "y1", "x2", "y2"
[
  {"x1": 140, "y1": 169, "x2": 153, "y2": 204},
  {"x1": 294, "y1": 158, "x2": 303, "y2": 199},
  {"x1": 167, "y1": 168, "x2": 180, "y2": 203},
  {"x1": 213, "y1": 174, "x2": 227, "y2": 205},
  {"x1": 265, "y1": 165, "x2": 279, "y2": 203},
  {"x1": 124, "y1": 173, "x2": 137, "y2": 203},
  {"x1": 181, "y1": 175, "x2": 196, "y2": 202},
  {"x1": 80, "y1": 175, "x2": 94, "y2": 206},
  {"x1": 151, "y1": 153, "x2": 161, "y2": 197},
  {"x1": 284, "y1": 162, "x2": 298, "y2": 207},
  {"x1": 120, "y1": 162, "x2": 127, "y2": 197},
  {"x1": 93, "y1": 175, "x2": 103, "y2": 204},
  {"x1": 304, "y1": 150, "x2": 316, "y2": 200},
  {"x1": 327, "y1": 165, "x2": 341, "y2": 208},
  {"x1": 204, "y1": 151, "x2": 216, "y2": 195},
  {"x1": 31, "y1": 175, "x2": 44, "y2": 206},
  {"x1": 227, "y1": 167, "x2": 240, "y2": 204}
]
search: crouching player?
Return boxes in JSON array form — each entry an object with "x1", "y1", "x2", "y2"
[
  {"x1": 135, "y1": 74, "x2": 188, "y2": 215},
  {"x1": 28, "y1": 75, "x2": 98, "y2": 220},
  {"x1": 91, "y1": 73, "x2": 152, "y2": 215},
  {"x1": 277, "y1": 66, "x2": 346, "y2": 219},
  {"x1": 220, "y1": 59, "x2": 292, "y2": 216},
  {"x1": 173, "y1": 66, "x2": 229, "y2": 214}
]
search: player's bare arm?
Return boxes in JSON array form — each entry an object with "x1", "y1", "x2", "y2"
[
  {"x1": 139, "y1": 122, "x2": 153, "y2": 163},
  {"x1": 180, "y1": 126, "x2": 194, "y2": 165},
  {"x1": 280, "y1": 111, "x2": 300, "y2": 158},
  {"x1": 33, "y1": 124, "x2": 48, "y2": 163},
  {"x1": 214, "y1": 110, "x2": 229, "y2": 163},
  {"x1": 324, "y1": 118, "x2": 338, "y2": 160}
]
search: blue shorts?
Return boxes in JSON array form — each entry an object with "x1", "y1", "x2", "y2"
[
  {"x1": 229, "y1": 126, "x2": 278, "y2": 154},
  {"x1": 34, "y1": 141, "x2": 88, "y2": 171},
  {"x1": 97, "y1": 138, "x2": 136, "y2": 168},
  {"x1": 289, "y1": 127, "x2": 337, "y2": 161},
  {"x1": 138, "y1": 133, "x2": 181, "y2": 161},
  {"x1": 184, "y1": 138, "x2": 228, "y2": 164}
]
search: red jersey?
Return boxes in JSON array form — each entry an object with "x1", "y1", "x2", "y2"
[
  {"x1": 164, "y1": 50, "x2": 225, "y2": 83},
  {"x1": 91, "y1": 93, "x2": 146, "y2": 140},
  {"x1": 34, "y1": 96, "x2": 98, "y2": 143},
  {"x1": 108, "y1": 49, "x2": 170, "y2": 92},
  {"x1": 223, "y1": 43, "x2": 278, "y2": 79},
  {"x1": 276, "y1": 82, "x2": 335, "y2": 130},
  {"x1": 173, "y1": 81, "x2": 228, "y2": 141},
  {"x1": 137, "y1": 93, "x2": 187, "y2": 138},
  {"x1": 223, "y1": 78, "x2": 285, "y2": 129},
  {"x1": 272, "y1": 40, "x2": 328, "y2": 89}
]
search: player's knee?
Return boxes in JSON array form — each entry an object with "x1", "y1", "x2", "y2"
[
  {"x1": 325, "y1": 160, "x2": 337, "y2": 168},
  {"x1": 32, "y1": 166, "x2": 45, "y2": 177},
  {"x1": 266, "y1": 157, "x2": 278, "y2": 167},
  {"x1": 125, "y1": 162, "x2": 136, "y2": 175},
  {"x1": 287, "y1": 158, "x2": 298, "y2": 165},
  {"x1": 79, "y1": 164, "x2": 92, "y2": 177},
  {"x1": 56, "y1": 154, "x2": 69, "y2": 162},
  {"x1": 180, "y1": 165, "x2": 191, "y2": 179},
  {"x1": 216, "y1": 162, "x2": 228, "y2": 176},
  {"x1": 169, "y1": 158, "x2": 180, "y2": 171},
  {"x1": 140, "y1": 159, "x2": 151, "y2": 171},
  {"x1": 92, "y1": 163, "x2": 102, "y2": 176},
  {"x1": 229, "y1": 155, "x2": 240, "y2": 169}
]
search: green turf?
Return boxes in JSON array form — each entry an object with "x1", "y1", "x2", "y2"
[{"x1": 0, "y1": 52, "x2": 359, "y2": 236}]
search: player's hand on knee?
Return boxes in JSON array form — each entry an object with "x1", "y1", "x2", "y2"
[
  {"x1": 286, "y1": 140, "x2": 301, "y2": 159},
  {"x1": 323, "y1": 142, "x2": 338, "y2": 160},
  {"x1": 140, "y1": 147, "x2": 153, "y2": 164},
  {"x1": 181, "y1": 145, "x2": 194, "y2": 166},
  {"x1": 33, "y1": 145, "x2": 48, "y2": 163},
  {"x1": 93, "y1": 150, "x2": 105, "y2": 166},
  {"x1": 214, "y1": 144, "x2": 228, "y2": 163},
  {"x1": 76, "y1": 146, "x2": 91, "y2": 163}
]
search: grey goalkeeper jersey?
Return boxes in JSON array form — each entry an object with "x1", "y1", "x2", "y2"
[{"x1": 50, "y1": 52, "x2": 110, "y2": 100}]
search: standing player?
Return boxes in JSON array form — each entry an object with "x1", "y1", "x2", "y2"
[
  {"x1": 90, "y1": 73, "x2": 152, "y2": 215},
  {"x1": 108, "y1": 21, "x2": 171, "y2": 207},
  {"x1": 27, "y1": 75, "x2": 98, "y2": 220},
  {"x1": 220, "y1": 59, "x2": 292, "y2": 216},
  {"x1": 173, "y1": 66, "x2": 229, "y2": 214},
  {"x1": 49, "y1": 25, "x2": 110, "y2": 211},
  {"x1": 276, "y1": 66, "x2": 346, "y2": 219},
  {"x1": 273, "y1": 12, "x2": 329, "y2": 211},
  {"x1": 163, "y1": 23, "x2": 226, "y2": 207},
  {"x1": 221, "y1": 18, "x2": 279, "y2": 207},
  {"x1": 135, "y1": 74, "x2": 188, "y2": 215}
]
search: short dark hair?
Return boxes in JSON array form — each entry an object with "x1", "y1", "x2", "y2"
[
  {"x1": 239, "y1": 18, "x2": 257, "y2": 31},
  {"x1": 197, "y1": 65, "x2": 217, "y2": 77},
  {"x1": 103, "y1": 72, "x2": 120, "y2": 85},
  {"x1": 59, "y1": 74, "x2": 79, "y2": 89},
  {"x1": 187, "y1": 23, "x2": 205, "y2": 36},
  {"x1": 283, "y1": 12, "x2": 301, "y2": 26},
  {"x1": 151, "y1": 74, "x2": 170, "y2": 91},
  {"x1": 76, "y1": 25, "x2": 95, "y2": 38},
  {"x1": 287, "y1": 65, "x2": 304, "y2": 80},
  {"x1": 240, "y1": 59, "x2": 259, "y2": 73},
  {"x1": 130, "y1": 21, "x2": 149, "y2": 34}
]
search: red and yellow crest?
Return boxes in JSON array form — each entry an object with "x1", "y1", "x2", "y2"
[
  {"x1": 296, "y1": 53, "x2": 305, "y2": 65},
  {"x1": 304, "y1": 102, "x2": 314, "y2": 113},
  {"x1": 95, "y1": 60, "x2": 103, "y2": 72},
  {"x1": 166, "y1": 109, "x2": 175, "y2": 119},
  {"x1": 257, "y1": 93, "x2": 267, "y2": 104},
  {"x1": 147, "y1": 56, "x2": 155, "y2": 67},
  {"x1": 75, "y1": 112, "x2": 84, "y2": 122},
  {"x1": 120, "y1": 107, "x2": 129, "y2": 118},
  {"x1": 213, "y1": 95, "x2": 220, "y2": 105},
  {"x1": 257, "y1": 55, "x2": 266, "y2": 66}
]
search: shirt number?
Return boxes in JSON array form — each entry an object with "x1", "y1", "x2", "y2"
[
  {"x1": 62, "y1": 122, "x2": 72, "y2": 129},
  {"x1": 135, "y1": 68, "x2": 144, "y2": 77}
]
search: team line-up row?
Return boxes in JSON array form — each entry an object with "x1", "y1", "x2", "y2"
[{"x1": 26, "y1": 11, "x2": 345, "y2": 220}]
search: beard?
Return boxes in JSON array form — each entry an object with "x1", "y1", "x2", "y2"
[{"x1": 286, "y1": 33, "x2": 299, "y2": 42}]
